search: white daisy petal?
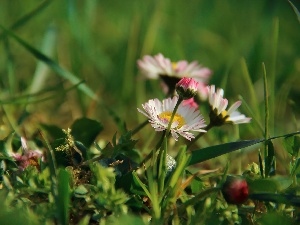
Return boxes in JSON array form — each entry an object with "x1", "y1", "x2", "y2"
[{"x1": 207, "y1": 85, "x2": 251, "y2": 125}]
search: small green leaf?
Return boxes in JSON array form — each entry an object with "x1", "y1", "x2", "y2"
[
  {"x1": 71, "y1": 117, "x2": 103, "y2": 147},
  {"x1": 186, "y1": 170, "x2": 204, "y2": 194},
  {"x1": 40, "y1": 123, "x2": 65, "y2": 140},
  {"x1": 0, "y1": 207, "x2": 40, "y2": 225},
  {"x1": 77, "y1": 215, "x2": 91, "y2": 225},
  {"x1": 132, "y1": 171, "x2": 151, "y2": 199},
  {"x1": 106, "y1": 214, "x2": 146, "y2": 225},
  {"x1": 74, "y1": 185, "x2": 88, "y2": 197},
  {"x1": 283, "y1": 135, "x2": 300, "y2": 156},
  {"x1": 116, "y1": 172, "x2": 145, "y2": 195},
  {"x1": 258, "y1": 150, "x2": 264, "y2": 177},
  {"x1": 265, "y1": 140, "x2": 276, "y2": 176},
  {"x1": 188, "y1": 138, "x2": 263, "y2": 166},
  {"x1": 107, "y1": 132, "x2": 139, "y2": 159},
  {"x1": 291, "y1": 158, "x2": 300, "y2": 176}
]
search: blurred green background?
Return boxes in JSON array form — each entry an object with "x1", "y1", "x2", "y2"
[{"x1": 0, "y1": 0, "x2": 299, "y2": 153}]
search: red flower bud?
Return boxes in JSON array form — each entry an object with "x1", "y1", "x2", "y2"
[
  {"x1": 175, "y1": 77, "x2": 199, "y2": 100},
  {"x1": 221, "y1": 175, "x2": 249, "y2": 204}
]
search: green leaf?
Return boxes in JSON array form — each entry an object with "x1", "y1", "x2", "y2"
[
  {"x1": 257, "y1": 212, "x2": 293, "y2": 225},
  {"x1": 265, "y1": 140, "x2": 276, "y2": 176},
  {"x1": 106, "y1": 132, "x2": 139, "y2": 159},
  {"x1": 186, "y1": 170, "x2": 204, "y2": 194},
  {"x1": 248, "y1": 178, "x2": 279, "y2": 193},
  {"x1": 74, "y1": 185, "x2": 89, "y2": 198},
  {"x1": 249, "y1": 176, "x2": 293, "y2": 194},
  {"x1": 132, "y1": 171, "x2": 151, "y2": 199},
  {"x1": 283, "y1": 135, "x2": 300, "y2": 156},
  {"x1": 258, "y1": 150, "x2": 264, "y2": 177},
  {"x1": 0, "y1": 24, "x2": 97, "y2": 100},
  {"x1": 77, "y1": 215, "x2": 91, "y2": 225},
  {"x1": 40, "y1": 123, "x2": 65, "y2": 140},
  {"x1": 0, "y1": 207, "x2": 40, "y2": 225},
  {"x1": 116, "y1": 172, "x2": 146, "y2": 195},
  {"x1": 291, "y1": 158, "x2": 300, "y2": 176},
  {"x1": 188, "y1": 138, "x2": 263, "y2": 166},
  {"x1": 250, "y1": 193, "x2": 300, "y2": 207},
  {"x1": 106, "y1": 214, "x2": 146, "y2": 225},
  {"x1": 56, "y1": 169, "x2": 71, "y2": 225},
  {"x1": 71, "y1": 117, "x2": 103, "y2": 147}
]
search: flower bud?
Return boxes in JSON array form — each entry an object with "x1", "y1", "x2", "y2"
[
  {"x1": 166, "y1": 154, "x2": 177, "y2": 174},
  {"x1": 175, "y1": 77, "x2": 199, "y2": 100},
  {"x1": 221, "y1": 175, "x2": 249, "y2": 204}
]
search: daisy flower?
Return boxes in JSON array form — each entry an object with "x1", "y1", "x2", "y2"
[
  {"x1": 11, "y1": 137, "x2": 44, "y2": 170},
  {"x1": 137, "y1": 96, "x2": 206, "y2": 141},
  {"x1": 137, "y1": 53, "x2": 212, "y2": 98},
  {"x1": 207, "y1": 85, "x2": 251, "y2": 125}
]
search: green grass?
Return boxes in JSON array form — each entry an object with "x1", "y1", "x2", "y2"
[
  {"x1": 0, "y1": 0, "x2": 300, "y2": 224},
  {"x1": 0, "y1": 0, "x2": 299, "y2": 135}
]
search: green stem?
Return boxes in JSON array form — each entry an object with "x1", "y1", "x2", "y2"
[
  {"x1": 38, "y1": 130, "x2": 58, "y2": 197},
  {"x1": 158, "y1": 136, "x2": 167, "y2": 194},
  {"x1": 165, "y1": 97, "x2": 183, "y2": 135},
  {"x1": 157, "y1": 97, "x2": 183, "y2": 187},
  {"x1": 146, "y1": 169, "x2": 161, "y2": 223},
  {"x1": 262, "y1": 63, "x2": 269, "y2": 178},
  {"x1": 148, "y1": 97, "x2": 184, "y2": 222}
]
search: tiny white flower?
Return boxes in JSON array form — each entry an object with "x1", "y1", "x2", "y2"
[{"x1": 137, "y1": 96, "x2": 206, "y2": 141}]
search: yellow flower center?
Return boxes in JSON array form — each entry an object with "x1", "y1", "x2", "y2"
[
  {"x1": 221, "y1": 110, "x2": 231, "y2": 122},
  {"x1": 220, "y1": 110, "x2": 228, "y2": 118},
  {"x1": 171, "y1": 62, "x2": 178, "y2": 71},
  {"x1": 158, "y1": 111, "x2": 186, "y2": 128}
]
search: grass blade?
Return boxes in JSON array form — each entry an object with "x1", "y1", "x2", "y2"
[
  {"x1": 29, "y1": 25, "x2": 57, "y2": 94},
  {"x1": 0, "y1": 0, "x2": 52, "y2": 41},
  {"x1": 188, "y1": 138, "x2": 264, "y2": 166},
  {"x1": 288, "y1": 0, "x2": 300, "y2": 23},
  {"x1": 56, "y1": 169, "x2": 71, "y2": 225},
  {"x1": 0, "y1": 24, "x2": 98, "y2": 100},
  {"x1": 189, "y1": 131, "x2": 300, "y2": 166}
]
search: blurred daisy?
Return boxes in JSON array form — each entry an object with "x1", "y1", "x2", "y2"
[
  {"x1": 207, "y1": 85, "x2": 251, "y2": 125},
  {"x1": 11, "y1": 137, "x2": 44, "y2": 170},
  {"x1": 137, "y1": 96, "x2": 206, "y2": 141},
  {"x1": 137, "y1": 53, "x2": 212, "y2": 98}
]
